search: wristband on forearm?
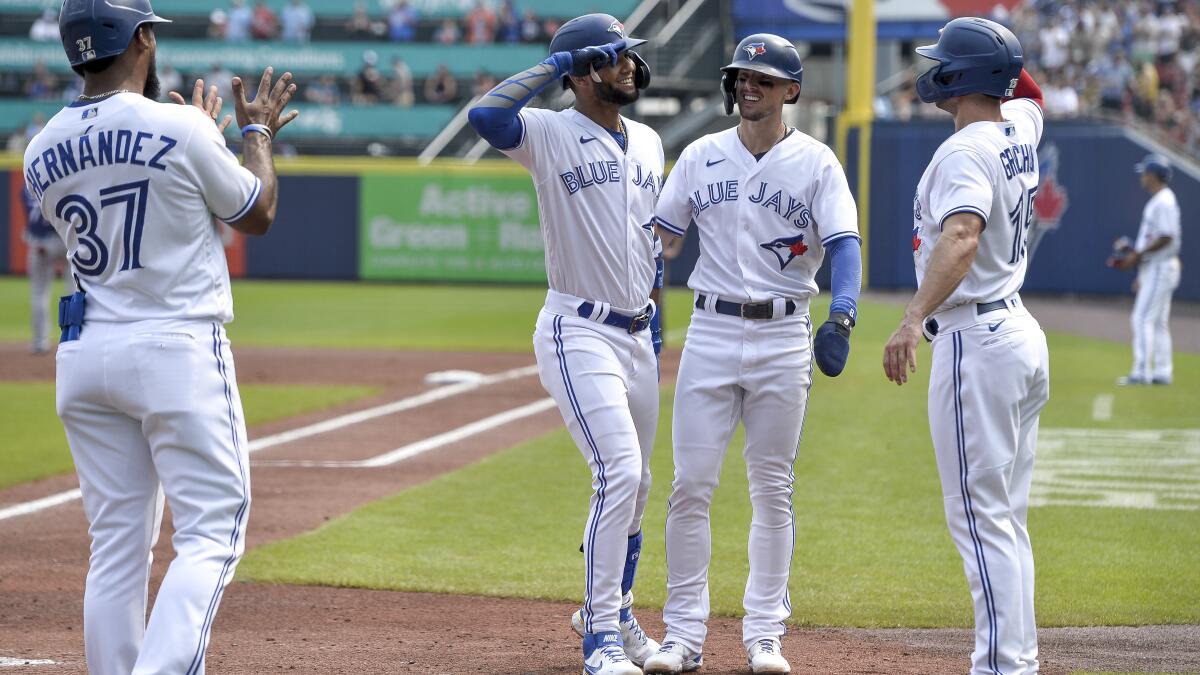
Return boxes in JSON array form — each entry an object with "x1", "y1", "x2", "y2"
[{"x1": 241, "y1": 123, "x2": 273, "y2": 140}]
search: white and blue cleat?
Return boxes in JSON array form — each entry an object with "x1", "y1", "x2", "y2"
[
  {"x1": 747, "y1": 637, "x2": 790, "y2": 673},
  {"x1": 583, "y1": 630, "x2": 642, "y2": 675},
  {"x1": 642, "y1": 640, "x2": 703, "y2": 674},
  {"x1": 572, "y1": 592, "x2": 660, "y2": 667}
]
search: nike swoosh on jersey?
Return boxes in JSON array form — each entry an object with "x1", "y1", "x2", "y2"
[
  {"x1": 988, "y1": 319, "x2": 1006, "y2": 332},
  {"x1": 580, "y1": 136, "x2": 598, "y2": 144},
  {"x1": 706, "y1": 158, "x2": 725, "y2": 167}
]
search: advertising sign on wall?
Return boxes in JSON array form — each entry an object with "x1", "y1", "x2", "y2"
[{"x1": 358, "y1": 172, "x2": 546, "y2": 282}]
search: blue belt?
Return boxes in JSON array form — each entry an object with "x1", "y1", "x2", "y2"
[
  {"x1": 58, "y1": 292, "x2": 87, "y2": 342},
  {"x1": 577, "y1": 302, "x2": 653, "y2": 333},
  {"x1": 696, "y1": 293, "x2": 797, "y2": 320}
]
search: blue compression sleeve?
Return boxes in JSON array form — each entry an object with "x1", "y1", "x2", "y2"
[
  {"x1": 827, "y1": 236, "x2": 862, "y2": 320},
  {"x1": 467, "y1": 53, "x2": 571, "y2": 150}
]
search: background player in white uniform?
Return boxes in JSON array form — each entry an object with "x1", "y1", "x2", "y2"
[
  {"x1": 23, "y1": 185, "x2": 77, "y2": 354},
  {"x1": 883, "y1": 18, "x2": 1048, "y2": 675},
  {"x1": 1108, "y1": 154, "x2": 1182, "y2": 385},
  {"x1": 24, "y1": 0, "x2": 298, "y2": 671},
  {"x1": 644, "y1": 34, "x2": 861, "y2": 675},
  {"x1": 468, "y1": 13, "x2": 663, "y2": 675}
]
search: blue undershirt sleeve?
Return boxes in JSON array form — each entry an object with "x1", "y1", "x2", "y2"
[
  {"x1": 826, "y1": 235, "x2": 862, "y2": 320},
  {"x1": 467, "y1": 53, "x2": 571, "y2": 150}
]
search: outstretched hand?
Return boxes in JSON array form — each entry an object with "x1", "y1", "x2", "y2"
[
  {"x1": 231, "y1": 66, "x2": 300, "y2": 137},
  {"x1": 169, "y1": 79, "x2": 233, "y2": 133}
]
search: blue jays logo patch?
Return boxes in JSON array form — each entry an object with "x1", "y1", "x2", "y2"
[
  {"x1": 761, "y1": 234, "x2": 808, "y2": 270},
  {"x1": 744, "y1": 42, "x2": 766, "y2": 60},
  {"x1": 608, "y1": 20, "x2": 625, "y2": 36}
]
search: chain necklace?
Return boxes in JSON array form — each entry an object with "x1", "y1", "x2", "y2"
[{"x1": 77, "y1": 89, "x2": 134, "y2": 101}]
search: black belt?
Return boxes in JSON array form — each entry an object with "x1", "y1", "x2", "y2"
[
  {"x1": 695, "y1": 293, "x2": 797, "y2": 320},
  {"x1": 577, "y1": 302, "x2": 652, "y2": 333},
  {"x1": 924, "y1": 299, "x2": 1010, "y2": 338}
]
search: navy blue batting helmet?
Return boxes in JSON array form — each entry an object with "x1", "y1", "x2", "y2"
[
  {"x1": 59, "y1": 0, "x2": 170, "y2": 68},
  {"x1": 721, "y1": 34, "x2": 803, "y2": 115},
  {"x1": 549, "y1": 13, "x2": 649, "y2": 90},
  {"x1": 915, "y1": 17, "x2": 1023, "y2": 103},
  {"x1": 1134, "y1": 153, "x2": 1172, "y2": 183}
]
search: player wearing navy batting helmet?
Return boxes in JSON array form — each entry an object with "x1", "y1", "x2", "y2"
[{"x1": 884, "y1": 16, "x2": 1049, "y2": 675}]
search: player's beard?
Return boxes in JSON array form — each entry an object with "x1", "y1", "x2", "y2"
[
  {"x1": 143, "y1": 52, "x2": 161, "y2": 101},
  {"x1": 595, "y1": 79, "x2": 639, "y2": 106}
]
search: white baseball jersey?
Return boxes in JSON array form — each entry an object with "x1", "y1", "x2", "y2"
[
  {"x1": 1135, "y1": 186, "x2": 1181, "y2": 263},
  {"x1": 23, "y1": 93, "x2": 261, "y2": 324},
  {"x1": 913, "y1": 98, "x2": 1043, "y2": 311},
  {"x1": 655, "y1": 127, "x2": 858, "y2": 302},
  {"x1": 503, "y1": 107, "x2": 663, "y2": 312}
]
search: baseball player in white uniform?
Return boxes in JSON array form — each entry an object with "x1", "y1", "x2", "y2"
[
  {"x1": 644, "y1": 34, "x2": 862, "y2": 675},
  {"x1": 468, "y1": 13, "x2": 663, "y2": 675},
  {"x1": 883, "y1": 19, "x2": 1048, "y2": 675},
  {"x1": 1109, "y1": 154, "x2": 1182, "y2": 385},
  {"x1": 23, "y1": 185, "x2": 78, "y2": 354},
  {"x1": 24, "y1": 1, "x2": 298, "y2": 672}
]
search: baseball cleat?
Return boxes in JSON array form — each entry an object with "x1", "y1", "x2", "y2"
[
  {"x1": 582, "y1": 630, "x2": 642, "y2": 675},
  {"x1": 747, "y1": 638, "x2": 790, "y2": 674},
  {"x1": 642, "y1": 640, "x2": 702, "y2": 674},
  {"x1": 1151, "y1": 377, "x2": 1172, "y2": 385},
  {"x1": 572, "y1": 593, "x2": 660, "y2": 666},
  {"x1": 1116, "y1": 375, "x2": 1150, "y2": 386}
]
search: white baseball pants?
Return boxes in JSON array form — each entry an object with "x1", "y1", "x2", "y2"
[
  {"x1": 662, "y1": 305, "x2": 812, "y2": 653},
  {"x1": 533, "y1": 290, "x2": 658, "y2": 635},
  {"x1": 1131, "y1": 258, "x2": 1180, "y2": 381},
  {"x1": 56, "y1": 320, "x2": 250, "y2": 675},
  {"x1": 927, "y1": 300, "x2": 1049, "y2": 675}
]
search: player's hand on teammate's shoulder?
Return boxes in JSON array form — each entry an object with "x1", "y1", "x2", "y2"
[
  {"x1": 231, "y1": 66, "x2": 300, "y2": 139},
  {"x1": 169, "y1": 79, "x2": 233, "y2": 133},
  {"x1": 882, "y1": 318, "x2": 922, "y2": 386}
]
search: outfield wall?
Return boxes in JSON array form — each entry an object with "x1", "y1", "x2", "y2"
[{"x1": 3, "y1": 120, "x2": 1196, "y2": 299}]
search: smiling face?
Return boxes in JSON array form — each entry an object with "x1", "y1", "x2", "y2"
[
  {"x1": 735, "y1": 69, "x2": 799, "y2": 121},
  {"x1": 572, "y1": 51, "x2": 639, "y2": 106}
]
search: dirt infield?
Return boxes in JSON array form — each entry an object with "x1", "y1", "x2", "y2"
[{"x1": 1, "y1": 337, "x2": 1197, "y2": 673}]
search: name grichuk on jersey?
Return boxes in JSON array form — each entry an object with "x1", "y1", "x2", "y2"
[
  {"x1": 913, "y1": 98, "x2": 1044, "y2": 312},
  {"x1": 503, "y1": 107, "x2": 664, "y2": 313},
  {"x1": 1135, "y1": 186, "x2": 1181, "y2": 263},
  {"x1": 23, "y1": 93, "x2": 260, "y2": 324},
  {"x1": 654, "y1": 127, "x2": 858, "y2": 302}
]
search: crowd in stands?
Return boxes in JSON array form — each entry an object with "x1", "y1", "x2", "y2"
[{"x1": 884, "y1": 0, "x2": 1200, "y2": 155}]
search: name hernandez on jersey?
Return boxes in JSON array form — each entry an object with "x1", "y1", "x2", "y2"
[
  {"x1": 503, "y1": 107, "x2": 664, "y2": 313},
  {"x1": 654, "y1": 127, "x2": 858, "y2": 302},
  {"x1": 23, "y1": 93, "x2": 261, "y2": 324},
  {"x1": 912, "y1": 98, "x2": 1043, "y2": 312}
]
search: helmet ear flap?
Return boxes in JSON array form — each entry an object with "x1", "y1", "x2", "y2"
[
  {"x1": 721, "y1": 69, "x2": 736, "y2": 115},
  {"x1": 628, "y1": 50, "x2": 650, "y2": 89}
]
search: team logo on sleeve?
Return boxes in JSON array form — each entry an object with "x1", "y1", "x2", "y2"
[
  {"x1": 744, "y1": 42, "x2": 767, "y2": 60},
  {"x1": 912, "y1": 227, "x2": 922, "y2": 252},
  {"x1": 761, "y1": 234, "x2": 808, "y2": 270}
]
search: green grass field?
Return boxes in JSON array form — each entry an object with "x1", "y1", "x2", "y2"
[{"x1": 3, "y1": 277, "x2": 1197, "y2": 634}]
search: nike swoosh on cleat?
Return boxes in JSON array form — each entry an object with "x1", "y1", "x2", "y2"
[
  {"x1": 580, "y1": 136, "x2": 598, "y2": 144},
  {"x1": 706, "y1": 158, "x2": 725, "y2": 167},
  {"x1": 988, "y1": 319, "x2": 1006, "y2": 332}
]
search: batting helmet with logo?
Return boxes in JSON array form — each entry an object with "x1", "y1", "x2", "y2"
[
  {"x1": 549, "y1": 13, "x2": 650, "y2": 90},
  {"x1": 914, "y1": 17, "x2": 1023, "y2": 103},
  {"x1": 720, "y1": 34, "x2": 803, "y2": 115},
  {"x1": 1134, "y1": 153, "x2": 1172, "y2": 183},
  {"x1": 59, "y1": 0, "x2": 170, "y2": 68}
]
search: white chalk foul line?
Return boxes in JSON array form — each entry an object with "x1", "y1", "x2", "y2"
[
  {"x1": 0, "y1": 364, "x2": 539, "y2": 523},
  {"x1": 0, "y1": 657, "x2": 57, "y2": 667},
  {"x1": 253, "y1": 397, "x2": 558, "y2": 468}
]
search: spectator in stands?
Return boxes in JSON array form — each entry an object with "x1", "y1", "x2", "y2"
[
  {"x1": 389, "y1": 57, "x2": 415, "y2": 107},
  {"x1": 435, "y1": 17, "x2": 461, "y2": 44},
  {"x1": 281, "y1": 0, "x2": 315, "y2": 43},
  {"x1": 345, "y1": 2, "x2": 378, "y2": 39},
  {"x1": 225, "y1": 0, "x2": 253, "y2": 42},
  {"x1": 305, "y1": 75, "x2": 342, "y2": 105},
  {"x1": 519, "y1": 9, "x2": 542, "y2": 43},
  {"x1": 1091, "y1": 48, "x2": 1135, "y2": 112},
  {"x1": 1039, "y1": 15, "x2": 1071, "y2": 72},
  {"x1": 388, "y1": 1, "x2": 417, "y2": 42},
  {"x1": 29, "y1": 8, "x2": 59, "y2": 42},
  {"x1": 252, "y1": 0, "x2": 280, "y2": 40},
  {"x1": 26, "y1": 59, "x2": 57, "y2": 101},
  {"x1": 1044, "y1": 73, "x2": 1082, "y2": 117},
  {"x1": 497, "y1": 0, "x2": 519, "y2": 43},
  {"x1": 209, "y1": 8, "x2": 228, "y2": 40},
  {"x1": 424, "y1": 64, "x2": 458, "y2": 104},
  {"x1": 352, "y1": 51, "x2": 388, "y2": 105},
  {"x1": 464, "y1": 0, "x2": 497, "y2": 44},
  {"x1": 471, "y1": 69, "x2": 497, "y2": 99},
  {"x1": 6, "y1": 112, "x2": 45, "y2": 154},
  {"x1": 204, "y1": 62, "x2": 237, "y2": 103},
  {"x1": 159, "y1": 64, "x2": 183, "y2": 102}
]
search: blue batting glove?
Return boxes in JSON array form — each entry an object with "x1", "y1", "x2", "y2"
[
  {"x1": 567, "y1": 41, "x2": 623, "y2": 77},
  {"x1": 650, "y1": 307, "x2": 662, "y2": 357},
  {"x1": 813, "y1": 312, "x2": 853, "y2": 377}
]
